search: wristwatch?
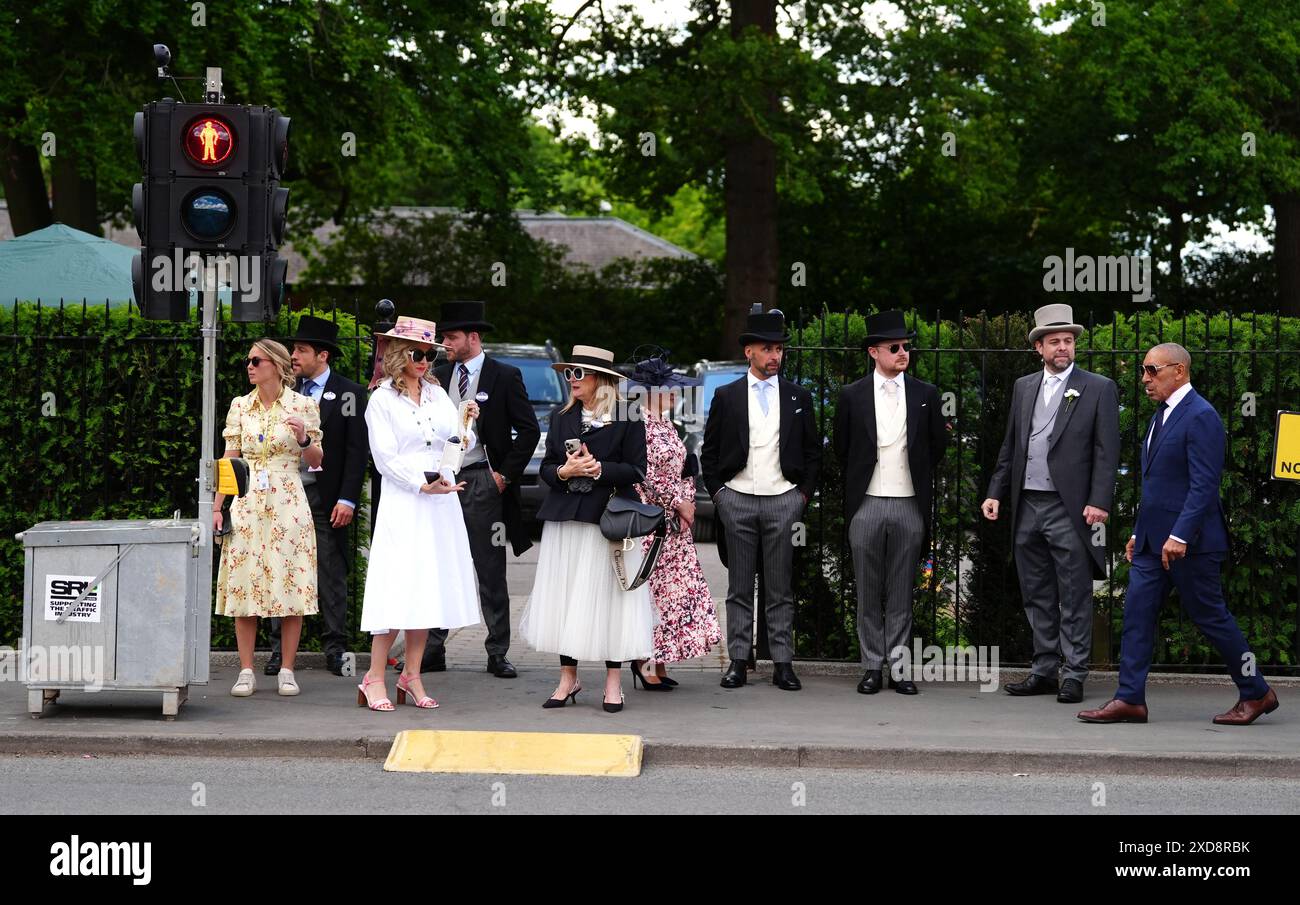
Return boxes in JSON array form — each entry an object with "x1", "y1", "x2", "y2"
[{"x1": 298, "y1": 434, "x2": 312, "y2": 448}]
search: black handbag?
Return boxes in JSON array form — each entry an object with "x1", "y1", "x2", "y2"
[{"x1": 599, "y1": 493, "x2": 670, "y2": 591}]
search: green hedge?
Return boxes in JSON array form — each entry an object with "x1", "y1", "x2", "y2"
[
  {"x1": 0, "y1": 303, "x2": 372, "y2": 650},
  {"x1": 788, "y1": 309, "x2": 1300, "y2": 667}
]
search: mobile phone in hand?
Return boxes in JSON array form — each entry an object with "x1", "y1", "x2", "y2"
[{"x1": 564, "y1": 438, "x2": 582, "y2": 457}]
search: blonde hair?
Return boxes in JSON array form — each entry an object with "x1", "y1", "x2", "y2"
[
  {"x1": 253, "y1": 339, "x2": 294, "y2": 389},
  {"x1": 560, "y1": 372, "x2": 620, "y2": 419},
  {"x1": 382, "y1": 337, "x2": 440, "y2": 396}
]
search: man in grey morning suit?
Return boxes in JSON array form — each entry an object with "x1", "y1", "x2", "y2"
[
  {"x1": 834, "y1": 310, "x2": 948, "y2": 696},
  {"x1": 982, "y1": 303, "x2": 1120, "y2": 704}
]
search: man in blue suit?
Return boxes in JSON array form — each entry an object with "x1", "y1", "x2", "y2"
[{"x1": 1078, "y1": 343, "x2": 1278, "y2": 725}]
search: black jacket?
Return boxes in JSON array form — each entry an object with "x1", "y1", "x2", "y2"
[
  {"x1": 833, "y1": 371, "x2": 948, "y2": 548},
  {"x1": 536, "y1": 403, "x2": 647, "y2": 524},
  {"x1": 435, "y1": 356, "x2": 541, "y2": 556},
  {"x1": 700, "y1": 375, "x2": 821, "y2": 501},
  {"x1": 307, "y1": 369, "x2": 368, "y2": 511}
]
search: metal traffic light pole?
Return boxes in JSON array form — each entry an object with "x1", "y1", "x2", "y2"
[{"x1": 195, "y1": 67, "x2": 225, "y2": 655}]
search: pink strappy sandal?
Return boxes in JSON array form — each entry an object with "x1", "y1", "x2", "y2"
[
  {"x1": 356, "y1": 673, "x2": 394, "y2": 712},
  {"x1": 396, "y1": 673, "x2": 439, "y2": 709}
]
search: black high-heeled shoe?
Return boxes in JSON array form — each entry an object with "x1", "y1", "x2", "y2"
[
  {"x1": 656, "y1": 673, "x2": 679, "y2": 687},
  {"x1": 630, "y1": 660, "x2": 673, "y2": 691},
  {"x1": 542, "y1": 685, "x2": 581, "y2": 709},
  {"x1": 602, "y1": 691, "x2": 625, "y2": 713}
]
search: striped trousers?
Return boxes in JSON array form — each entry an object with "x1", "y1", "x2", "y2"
[
  {"x1": 714, "y1": 486, "x2": 804, "y2": 663},
  {"x1": 849, "y1": 494, "x2": 923, "y2": 671}
]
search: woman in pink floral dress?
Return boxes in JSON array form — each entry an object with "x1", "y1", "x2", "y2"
[{"x1": 628, "y1": 351, "x2": 721, "y2": 688}]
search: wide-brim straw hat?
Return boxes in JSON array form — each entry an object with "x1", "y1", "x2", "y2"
[{"x1": 551, "y1": 345, "x2": 625, "y2": 380}]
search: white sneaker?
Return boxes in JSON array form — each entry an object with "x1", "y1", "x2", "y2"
[
  {"x1": 231, "y1": 668, "x2": 256, "y2": 697},
  {"x1": 277, "y1": 668, "x2": 300, "y2": 696}
]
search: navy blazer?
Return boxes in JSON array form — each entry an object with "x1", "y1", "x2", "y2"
[
  {"x1": 1132, "y1": 387, "x2": 1230, "y2": 555},
  {"x1": 536, "y1": 403, "x2": 647, "y2": 524}
]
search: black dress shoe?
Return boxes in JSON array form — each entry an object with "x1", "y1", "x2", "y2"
[
  {"x1": 1004, "y1": 674, "x2": 1058, "y2": 696},
  {"x1": 772, "y1": 662, "x2": 802, "y2": 691},
  {"x1": 325, "y1": 653, "x2": 345, "y2": 677},
  {"x1": 263, "y1": 653, "x2": 281, "y2": 676},
  {"x1": 720, "y1": 660, "x2": 747, "y2": 688},
  {"x1": 889, "y1": 677, "x2": 919, "y2": 695},
  {"x1": 1057, "y1": 678, "x2": 1084, "y2": 703},
  {"x1": 857, "y1": 669, "x2": 883, "y2": 695},
  {"x1": 487, "y1": 655, "x2": 517, "y2": 678},
  {"x1": 420, "y1": 648, "x2": 446, "y2": 674}
]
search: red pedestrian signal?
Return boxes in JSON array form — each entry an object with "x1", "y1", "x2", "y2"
[{"x1": 182, "y1": 115, "x2": 234, "y2": 167}]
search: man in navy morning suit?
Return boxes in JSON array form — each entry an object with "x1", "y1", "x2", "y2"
[{"x1": 1078, "y1": 343, "x2": 1279, "y2": 725}]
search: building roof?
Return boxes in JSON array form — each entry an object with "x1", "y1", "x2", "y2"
[{"x1": 0, "y1": 202, "x2": 695, "y2": 286}]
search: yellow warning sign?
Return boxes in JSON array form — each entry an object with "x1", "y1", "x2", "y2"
[{"x1": 1272, "y1": 411, "x2": 1300, "y2": 482}]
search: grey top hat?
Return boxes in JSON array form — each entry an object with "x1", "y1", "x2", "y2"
[{"x1": 1029, "y1": 303, "x2": 1084, "y2": 343}]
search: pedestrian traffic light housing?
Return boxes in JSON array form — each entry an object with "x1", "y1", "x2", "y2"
[{"x1": 132, "y1": 98, "x2": 291, "y2": 321}]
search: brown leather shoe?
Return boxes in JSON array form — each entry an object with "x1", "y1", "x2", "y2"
[
  {"x1": 1212, "y1": 688, "x2": 1279, "y2": 726},
  {"x1": 1077, "y1": 698, "x2": 1149, "y2": 723}
]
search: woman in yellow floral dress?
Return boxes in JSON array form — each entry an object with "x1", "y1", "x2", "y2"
[{"x1": 214, "y1": 339, "x2": 322, "y2": 698}]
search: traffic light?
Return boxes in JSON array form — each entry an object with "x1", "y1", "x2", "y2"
[{"x1": 132, "y1": 98, "x2": 291, "y2": 321}]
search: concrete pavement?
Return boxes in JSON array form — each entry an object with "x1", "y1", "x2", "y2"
[
  {"x1": 2, "y1": 662, "x2": 1295, "y2": 777},
  {"x1": 4, "y1": 540, "x2": 1296, "y2": 778}
]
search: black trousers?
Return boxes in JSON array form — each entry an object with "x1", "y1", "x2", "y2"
[
  {"x1": 561, "y1": 656, "x2": 623, "y2": 669},
  {"x1": 271, "y1": 483, "x2": 351, "y2": 658},
  {"x1": 428, "y1": 466, "x2": 512, "y2": 657}
]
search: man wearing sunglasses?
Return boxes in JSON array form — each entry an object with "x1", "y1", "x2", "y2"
[
  {"x1": 983, "y1": 303, "x2": 1120, "y2": 705},
  {"x1": 1078, "y1": 343, "x2": 1277, "y2": 725},
  {"x1": 835, "y1": 310, "x2": 948, "y2": 696}
]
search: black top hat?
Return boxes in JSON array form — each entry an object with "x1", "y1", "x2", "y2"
[
  {"x1": 862, "y1": 310, "x2": 916, "y2": 349},
  {"x1": 438, "y1": 300, "x2": 495, "y2": 334},
  {"x1": 284, "y1": 315, "x2": 343, "y2": 359},
  {"x1": 739, "y1": 307, "x2": 791, "y2": 346}
]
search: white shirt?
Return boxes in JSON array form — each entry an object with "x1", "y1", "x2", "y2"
[
  {"x1": 1041, "y1": 362, "x2": 1073, "y2": 405},
  {"x1": 868, "y1": 370, "x2": 913, "y2": 497},
  {"x1": 748, "y1": 370, "x2": 778, "y2": 412},
  {"x1": 873, "y1": 369, "x2": 903, "y2": 398},
  {"x1": 726, "y1": 371, "x2": 794, "y2": 496},
  {"x1": 366, "y1": 378, "x2": 477, "y2": 494},
  {"x1": 1135, "y1": 382, "x2": 1194, "y2": 545}
]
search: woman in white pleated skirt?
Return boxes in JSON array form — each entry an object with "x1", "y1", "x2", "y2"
[{"x1": 520, "y1": 345, "x2": 653, "y2": 713}]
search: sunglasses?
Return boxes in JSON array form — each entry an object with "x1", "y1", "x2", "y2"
[
  {"x1": 562, "y1": 366, "x2": 587, "y2": 382},
  {"x1": 245, "y1": 356, "x2": 267, "y2": 368},
  {"x1": 880, "y1": 342, "x2": 912, "y2": 354},
  {"x1": 406, "y1": 349, "x2": 437, "y2": 363},
  {"x1": 1141, "y1": 363, "x2": 1178, "y2": 377}
]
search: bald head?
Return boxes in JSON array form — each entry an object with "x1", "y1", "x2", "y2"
[
  {"x1": 1152, "y1": 342, "x2": 1191, "y2": 369},
  {"x1": 1141, "y1": 342, "x2": 1190, "y2": 403}
]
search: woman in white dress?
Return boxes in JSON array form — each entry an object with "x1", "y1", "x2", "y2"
[
  {"x1": 520, "y1": 345, "x2": 653, "y2": 713},
  {"x1": 357, "y1": 316, "x2": 482, "y2": 711}
]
